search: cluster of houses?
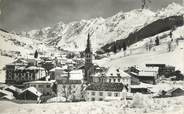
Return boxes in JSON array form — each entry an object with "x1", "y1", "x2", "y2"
[{"x1": 0, "y1": 34, "x2": 184, "y2": 103}]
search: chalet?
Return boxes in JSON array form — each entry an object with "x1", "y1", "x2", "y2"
[
  {"x1": 4, "y1": 86, "x2": 22, "y2": 97},
  {"x1": 24, "y1": 81, "x2": 55, "y2": 96},
  {"x1": 0, "y1": 95, "x2": 15, "y2": 100},
  {"x1": 5, "y1": 64, "x2": 46, "y2": 85},
  {"x1": 0, "y1": 89, "x2": 13, "y2": 98},
  {"x1": 165, "y1": 88, "x2": 184, "y2": 97},
  {"x1": 17, "y1": 87, "x2": 42, "y2": 100},
  {"x1": 146, "y1": 64, "x2": 175, "y2": 76},
  {"x1": 85, "y1": 83, "x2": 129, "y2": 101},
  {"x1": 130, "y1": 66, "x2": 159, "y2": 84}
]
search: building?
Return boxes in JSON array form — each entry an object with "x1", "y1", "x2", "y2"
[
  {"x1": 92, "y1": 68, "x2": 131, "y2": 88},
  {"x1": 0, "y1": 89, "x2": 13, "y2": 98},
  {"x1": 84, "y1": 34, "x2": 94, "y2": 83},
  {"x1": 4, "y1": 86, "x2": 22, "y2": 97},
  {"x1": 56, "y1": 70, "x2": 84, "y2": 101},
  {"x1": 85, "y1": 83, "x2": 129, "y2": 101},
  {"x1": 129, "y1": 66, "x2": 159, "y2": 84},
  {"x1": 146, "y1": 64, "x2": 175, "y2": 76},
  {"x1": 130, "y1": 83, "x2": 153, "y2": 94},
  {"x1": 17, "y1": 87, "x2": 42, "y2": 100},
  {"x1": 5, "y1": 61, "x2": 46, "y2": 85},
  {"x1": 24, "y1": 81, "x2": 55, "y2": 96},
  {"x1": 165, "y1": 88, "x2": 184, "y2": 97},
  {"x1": 49, "y1": 66, "x2": 67, "y2": 80}
]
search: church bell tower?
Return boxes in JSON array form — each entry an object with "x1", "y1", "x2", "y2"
[{"x1": 84, "y1": 34, "x2": 94, "y2": 83}]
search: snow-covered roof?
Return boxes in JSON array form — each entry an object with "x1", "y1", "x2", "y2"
[
  {"x1": 50, "y1": 67, "x2": 64, "y2": 72},
  {"x1": 130, "y1": 83, "x2": 153, "y2": 89},
  {"x1": 26, "y1": 66, "x2": 44, "y2": 70},
  {"x1": 138, "y1": 71, "x2": 157, "y2": 77},
  {"x1": 0, "y1": 89, "x2": 13, "y2": 96},
  {"x1": 106, "y1": 67, "x2": 130, "y2": 78},
  {"x1": 22, "y1": 87, "x2": 42, "y2": 96},
  {"x1": 16, "y1": 66, "x2": 26, "y2": 70},
  {"x1": 1, "y1": 95, "x2": 15, "y2": 100},
  {"x1": 136, "y1": 66, "x2": 159, "y2": 72},
  {"x1": 69, "y1": 70, "x2": 83, "y2": 80},
  {"x1": 5, "y1": 85, "x2": 22, "y2": 93}
]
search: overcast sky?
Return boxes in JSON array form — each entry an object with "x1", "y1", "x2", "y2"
[{"x1": 0, "y1": 0, "x2": 182, "y2": 32}]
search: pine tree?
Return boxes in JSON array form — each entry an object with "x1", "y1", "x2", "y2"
[
  {"x1": 122, "y1": 42, "x2": 127, "y2": 51},
  {"x1": 155, "y1": 37, "x2": 160, "y2": 46},
  {"x1": 34, "y1": 50, "x2": 38, "y2": 58},
  {"x1": 113, "y1": 42, "x2": 117, "y2": 53}
]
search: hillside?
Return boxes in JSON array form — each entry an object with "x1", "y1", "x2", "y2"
[
  {"x1": 20, "y1": 3, "x2": 184, "y2": 53},
  {"x1": 95, "y1": 25, "x2": 184, "y2": 74}
]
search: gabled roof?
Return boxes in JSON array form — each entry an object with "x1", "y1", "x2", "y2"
[
  {"x1": 0, "y1": 89, "x2": 13, "y2": 96},
  {"x1": 166, "y1": 88, "x2": 184, "y2": 95},
  {"x1": 5, "y1": 86, "x2": 22, "y2": 93},
  {"x1": 22, "y1": 87, "x2": 42, "y2": 96},
  {"x1": 86, "y1": 83, "x2": 125, "y2": 92},
  {"x1": 1, "y1": 95, "x2": 15, "y2": 100}
]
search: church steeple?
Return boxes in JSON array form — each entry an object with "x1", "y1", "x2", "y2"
[
  {"x1": 84, "y1": 33, "x2": 94, "y2": 83},
  {"x1": 85, "y1": 33, "x2": 92, "y2": 54}
]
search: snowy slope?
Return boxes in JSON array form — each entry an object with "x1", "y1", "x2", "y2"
[
  {"x1": 21, "y1": 3, "x2": 184, "y2": 52},
  {"x1": 95, "y1": 25, "x2": 184, "y2": 74}
]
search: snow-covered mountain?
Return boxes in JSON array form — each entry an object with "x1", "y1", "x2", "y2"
[{"x1": 20, "y1": 3, "x2": 184, "y2": 52}]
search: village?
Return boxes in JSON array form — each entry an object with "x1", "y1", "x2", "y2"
[
  {"x1": 1, "y1": 1, "x2": 184, "y2": 114},
  {"x1": 0, "y1": 32, "x2": 184, "y2": 104}
]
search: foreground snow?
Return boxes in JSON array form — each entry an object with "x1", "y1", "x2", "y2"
[{"x1": 0, "y1": 96, "x2": 184, "y2": 114}]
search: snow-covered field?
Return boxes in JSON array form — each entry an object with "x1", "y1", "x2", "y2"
[{"x1": 0, "y1": 96, "x2": 184, "y2": 114}]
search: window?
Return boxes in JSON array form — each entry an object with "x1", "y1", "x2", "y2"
[
  {"x1": 99, "y1": 98, "x2": 103, "y2": 101},
  {"x1": 114, "y1": 93, "x2": 119, "y2": 97},
  {"x1": 109, "y1": 79, "x2": 111, "y2": 83},
  {"x1": 92, "y1": 92, "x2": 95, "y2": 96},
  {"x1": 31, "y1": 85, "x2": 36, "y2": 88},
  {"x1": 108, "y1": 92, "x2": 112, "y2": 96},
  {"x1": 38, "y1": 85, "x2": 44, "y2": 88},
  {"x1": 113, "y1": 79, "x2": 116, "y2": 82},
  {"x1": 118, "y1": 78, "x2": 121, "y2": 82},
  {"x1": 99, "y1": 92, "x2": 103, "y2": 96},
  {"x1": 91, "y1": 98, "x2": 95, "y2": 101},
  {"x1": 46, "y1": 85, "x2": 50, "y2": 88}
]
